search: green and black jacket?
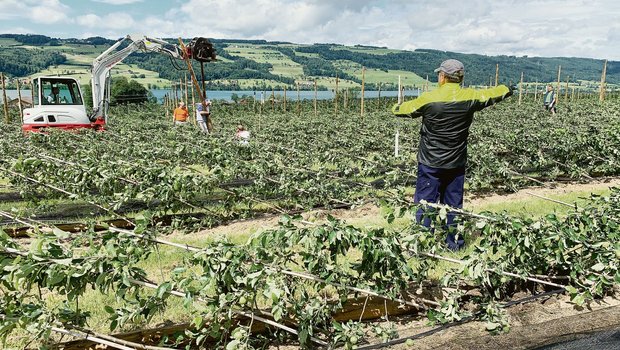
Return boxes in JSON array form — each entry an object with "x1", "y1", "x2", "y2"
[{"x1": 392, "y1": 83, "x2": 513, "y2": 169}]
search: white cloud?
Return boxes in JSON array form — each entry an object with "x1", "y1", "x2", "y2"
[
  {"x1": 6, "y1": 0, "x2": 616, "y2": 60},
  {"x1": 76, "y1": 13, "x2": 135, "y2": 30},
  {"x1": 92, "y1": 0, "x2": 143, "y2": 4},
  {"x1": 28, "y1": 0, "x2": 70, "y2": 24}
]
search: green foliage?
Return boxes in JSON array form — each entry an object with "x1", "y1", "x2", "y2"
[
  {"x1": 0, "y1": 96, "x2": 619, "y2": 347},
  {"x1": 0, "y1": 47, "x2": 66, "y2": 77},
  {"x1": 110, "y1": 76, "x2": 151, "y2": 105}
]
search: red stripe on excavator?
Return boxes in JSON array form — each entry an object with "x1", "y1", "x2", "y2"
[{"x1": 22, "y1": 122, "x2": 106, "y2": 132}]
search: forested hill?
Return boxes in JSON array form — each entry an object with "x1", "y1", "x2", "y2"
[{"x1": 0, "y1": 33, "x2": 616, "y2": 90}]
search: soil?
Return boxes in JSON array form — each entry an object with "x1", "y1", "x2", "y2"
[{"x1": 180, "y1": 178, "x2": 620, "y2": 240}]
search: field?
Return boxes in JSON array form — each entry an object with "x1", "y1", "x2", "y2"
[{"x1": 1, "y1": 94, "x2": 620, "y2": 349}]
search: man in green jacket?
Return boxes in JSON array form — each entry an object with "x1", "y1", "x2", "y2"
[{"x1": 392, "y1": 59, "x2": 514, "y2": 250}]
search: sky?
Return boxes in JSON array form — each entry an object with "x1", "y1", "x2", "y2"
[{"x1": 0, "y1": 0, "x2": 618, "y2": 60}]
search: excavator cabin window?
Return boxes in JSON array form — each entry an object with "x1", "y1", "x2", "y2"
[{"x1": 40, "y1": 79, "x2": 83, "y2": 105}]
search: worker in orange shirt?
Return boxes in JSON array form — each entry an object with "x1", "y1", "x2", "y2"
[{"x1": 173, "y1": 101, "x2": 189, "y2": 126}]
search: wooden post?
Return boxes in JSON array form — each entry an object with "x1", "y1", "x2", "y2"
[
  {"x1": 556, "y1": 65, "x2": 562, "y2": 103},
  {"x1": 495, "y1": 64, "x2": 499, "y2": 86},
  {"x1": 534, "y1": 81, "x2": 539, "y2": 101},
  {"x1": 377, "y1": 82, "x2": 381, "y2": 110},
  {"x1": 30, "y1": 80, "x2": 35, "y2": 104},
  {"x1": 360, "y1": 66, "x2": 366, "y2": 117},
  {"x1": 398, "y1": 75, "x2": 402, "y2": 104},
  {"x1": 296, "y1": 82, "x2": 300, "y2": 116},
  {"x1": 314, "y1": 80, "x2": 317, "y2": 118},
  {"x1": 600, "y1": 59, "x2": 607, "y2": 102},
  {"x1": 571, "y1": 86, "x2": 575, "y2": 101},
  {"x1": 564, "y1": 76, "x2": 569, "y2": 100},
  {"x1": 344, "y1": 89, "x2": 348, "y2": 110},
  {"x1": 16, "y1": 79, "x2": 23, "y2": 119},
  {"x1": 271, "y1": 88, "x2": 275, "y2": 112},
  {"x1": 518, "y1": 72, "x2": 524, "y2": 105},
  {"x1": 334, "y1": 75, "x2": 339, "y2": 115},
  {"x1": 190, "y1": 76, "x2": 196, "y2": 126},
  {"x1": 1, "y1": 73, "x2": 9, "y2": 124},
  {"x1": 425, "y1": 75, "x2": 429, "y2": 92},
  {"x1": 283, "y1": 85, "x2": 287, "y2": 112}
]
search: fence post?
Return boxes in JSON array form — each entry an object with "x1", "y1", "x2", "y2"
[
  {"x1": 495, "y1": 64, "x2": 499, "y2": 86},
  {"x1": 518, "y1": 72, "x2": 523, "y2": 105},
  {"x1": 600, "y1": 59, "x2": 607, "y2": 102},
  {"x1": 334, "y1": 75, "x2": 338, "y2": 115},
  {"x1": 314, "y1": 80, "x2": 317, "y2": 118},
  {"x1": 1, "y1": 73, "x2": 9, "y2": 124},
  {"x1": 556, "y1": 65, "x2": 562, "y2": 103},
  {"x1": 360, "y1": 67, "x2": 366, "y2": 117},
  {"x1": 16, "y1": 78, "x2": 23, "y2": 119}
]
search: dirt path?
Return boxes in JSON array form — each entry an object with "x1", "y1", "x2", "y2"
[
  {"x1": 182, "y1": 179, "x2": 620, "y2": 240},
  {"x1": 466, "y1": 178, "x2": 620, "y2": 208}
]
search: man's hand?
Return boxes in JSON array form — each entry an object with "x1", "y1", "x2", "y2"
[{"x1": 507, "y1": 85, "x2": 518, "y2": 96}]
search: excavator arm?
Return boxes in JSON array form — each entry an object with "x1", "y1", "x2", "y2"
[{"x1": 90, "y1": 34, "x2": 214, "y2": 123}]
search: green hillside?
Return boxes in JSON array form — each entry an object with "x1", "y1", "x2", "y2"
[{"x1": 0, "y1": 34, "x2": 616, "y2": 91}]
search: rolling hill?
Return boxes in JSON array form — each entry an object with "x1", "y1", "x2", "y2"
[{"x1": 0, "y1": 34, "x2": 616, "y2": 91}]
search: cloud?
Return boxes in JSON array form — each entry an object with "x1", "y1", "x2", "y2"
[
  {"x1": 92, "y1": 0, "x2": 143, "y2": 4},
  {"x1": 10, "y1": 0, "x2": 617, "y2": 60},
  {"x1": 76, "y1": 13, "x2": 135, "y2": 30},
  {"x1": 28, "y1": 0, "x2": 70, "y2": 24}
]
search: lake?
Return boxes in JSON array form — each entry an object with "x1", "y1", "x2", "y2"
[{"x1": 2, "y1": 89, "x2": 421, "y2": 104}]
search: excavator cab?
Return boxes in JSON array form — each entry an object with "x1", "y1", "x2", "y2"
[{"x1": 22, "y1": 77, "x2": 98, "y2": 132}]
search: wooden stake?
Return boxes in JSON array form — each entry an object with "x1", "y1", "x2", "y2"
[
  {"x1": 271, "y1": 88, "x2": 275, "y2": 112},
  {"x1": 30, "y1": 80, "x2": 35, "y2": 104},
  {"x1": 564, "y1": 75, "x2": 569, "y2": 100},
  {"x1": 534, "y1": 81, "x2": 539, "y2": 101},
  {"x1": 518, "y1": 72, "x2": 524, "y2": 105},
  {"x1": 190, "y1": 76, "x2": 196, "y2": 126},
  {"x1": 360, "y1": 67, "x2": 366, "y2": 117},
  {"x1": 1, "y1": 73, "x2": 9, "y2": 124},
  {"x1": 334, "y1": 74, "x2": 339, "y2": 115},
  {"x1": 556, "y1": 65, "x2": 562, "y2": 103},
  {"x1": 16, "y1": 78, "x2": 23, "y2": 120},
  {"x1": 599, "y1": 59, "x2": 607, "y2": 102},
  {"x1": 283, "y1": 85, "x2": 287, "y2": 112},
  {"x1": 296, "y1": 82, "x2": 300, "y2": 116},
  {"x1": 495, "y1": 64, "x2": 499, "y2": 86},
  {"x1": 314, "y1": 80, "x2": 317, "y2": 118},
  {"x1": 176, "y1": 38, "x2": 213, "y2": 132},
  {"x1": 377, "y1": 82, "x2": 381, "y2": 110},
  {"x1": 397, "y1": 75, "x2": 402, "y2": 104}
]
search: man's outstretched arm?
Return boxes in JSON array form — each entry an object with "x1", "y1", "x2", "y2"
[
  {"x1": 391, "y1": 95, "x2": 427, "y2": 118},
  {"x1": 472, "y1": 85, "x2": 515, "y2": 111}
]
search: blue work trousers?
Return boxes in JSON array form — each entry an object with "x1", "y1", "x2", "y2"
[{"x1": 414, "y1": 163, "x2": 466, "y2": 250}]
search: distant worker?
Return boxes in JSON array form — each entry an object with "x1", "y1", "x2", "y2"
[
  {"x1": 173, "y1": 101, "x2": 189, "y2": 126},
  {"x1": 392, "y1": 59, "x2": 514, "y2": 250},
  {"x1": 235, "y1": 124, "x2": 250, "y2": 145},
  {"x1": 543, "y1": 85, "x2": 557, "y2": 115},
  {"x1": 195, "y1": 98, "x2": 211, "y2": 133},
  {"x1": 46, "y1": 86, "x2": 66, "y2": 104}
]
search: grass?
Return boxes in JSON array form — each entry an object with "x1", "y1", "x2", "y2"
[
  {"x1": 332, "y1": 46, "x2": 403, "y2": 56},
  {"x1": 468, "y1": 187, "x2": 614, "y2": 217},
  {"x1": 224, "y1": 45, "x2": 305, "y2": 78}
]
